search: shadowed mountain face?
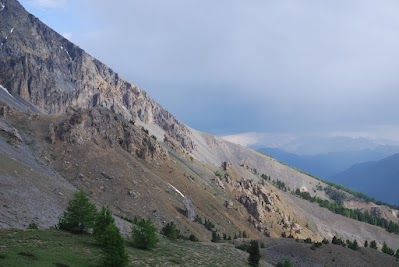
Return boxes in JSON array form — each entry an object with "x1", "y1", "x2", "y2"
[
  {"x1": 332, "y1": 153, "x2": 399, "y2": 205},
  {"x1": 1, "y1": 0, "x2": 399, "y2": 262}
]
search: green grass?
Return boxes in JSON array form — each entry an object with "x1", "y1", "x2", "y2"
[
  {"x1": 0, "y1": 229, "x2": 100, "y2": 267},
  {"x1": 0, "y1": 229, "x2": 250, "y2": 267}
]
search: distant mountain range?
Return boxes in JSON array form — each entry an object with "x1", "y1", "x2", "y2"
[
  {"x1": 332, "y1": 153, "x2": 399, "y2": 205},
  {"x1": 256, "y1": 147, "x2": 399, "y2": 179},
  {"x1": 257, "y1": 147, "x2": 399, "y2": 205}
]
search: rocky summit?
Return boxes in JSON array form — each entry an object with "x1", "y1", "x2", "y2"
[{"x1": 0, "y1": 1, "x2": 399, "y2": 266}]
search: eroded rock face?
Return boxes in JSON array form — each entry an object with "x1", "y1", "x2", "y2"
[
  {"x1": 54, "y1": 107, "x2": 167, "y2": 163},
  {"x1": 0, "y1": 0, "x2": 194, "y2": 152},
  {"x1": 234, "y1": 179, "x2": 275, "y2": 236},
  {"x1": 0, "y1": 118, "x2": 22, "y2": 143},
  {"x1": 183, "y1": 197, "x2": 195, "y2": 221},
  {"x1": 233, "y1": 179, "x2": 302, "y2": 237}
]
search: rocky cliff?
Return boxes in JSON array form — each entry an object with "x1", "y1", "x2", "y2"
[{"x1": 0, "y1": 0, "x2": 194, "y2": 151}]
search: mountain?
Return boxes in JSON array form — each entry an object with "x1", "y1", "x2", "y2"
[
  {"x1": 257, "y1": 147, "x2": 398, "y2": 179},
  {"x1": 1, "y1": 1, "x2": 399, "y2": 265},
  {"x1": 332, "y1": 153, "x2": 399, "y2": 205}
]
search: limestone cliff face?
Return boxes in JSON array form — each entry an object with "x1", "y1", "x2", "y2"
[
  {"x1": 0, "y1": 0, "x2": 194, "y2": 151},
  {"x1": 54, "y1": 107, "x2": 168, "y2": 163}
]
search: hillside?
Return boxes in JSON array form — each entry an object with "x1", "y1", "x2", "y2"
[
  {"x1": 1, "y1": 0, "x2": 399, "y2": 266},
  {"x1": 1, "y1": 229, "x2": 397, "y2": 267},
  {"x1": 332, "y1": 153, "x2": 399, "y2": 205}
]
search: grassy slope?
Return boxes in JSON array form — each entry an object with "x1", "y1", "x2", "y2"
[{"x1": 0, "y1": 229, "x2": 271, "y2": 267}]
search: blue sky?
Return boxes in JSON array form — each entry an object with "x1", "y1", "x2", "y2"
[{"x1": 19, "y1": 0, "x2": 399, "y2": 151}]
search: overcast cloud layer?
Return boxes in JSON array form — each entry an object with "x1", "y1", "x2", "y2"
[{"x1": 21, "y1": 0, "x2": 399, "y2": 150}]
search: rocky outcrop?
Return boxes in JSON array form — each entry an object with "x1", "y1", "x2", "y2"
[
  {"x1": 54, "y1": 107, "x2": 167, "y2": 163},
  {"x1": 234, "y1": 179, "x2": 276, "y2": 236},
  {"x1": 233, "y1": 179, "x2": 302, "y2": 237},
  {"x1": 0, "y1": 118, "x2": 22, "y2": 143},
  {"x1": 0, "y1": 0, "x2": 194, "y2": 152},
  {"x1": 183, "y1": 197, "x2": 195, "y2": 221}
]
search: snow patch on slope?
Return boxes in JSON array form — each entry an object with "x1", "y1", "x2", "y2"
[
  {"x1": 0, "y1": 85, "x2": 14, "y2": 99},
  {"x1": 168, "y1": 183, "x2": 185, "y2": 198},
  {"x1": 60, "y1": 46, "x2": 72, "y2": 61}
]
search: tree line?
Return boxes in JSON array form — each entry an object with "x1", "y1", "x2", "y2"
[{"x1": 294, "y1": 189, "x2": 399, "y2": 234}]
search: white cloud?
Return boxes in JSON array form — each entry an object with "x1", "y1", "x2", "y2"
[{"x1": 221, "y1": 132, "x2": 295, "y2": 148}]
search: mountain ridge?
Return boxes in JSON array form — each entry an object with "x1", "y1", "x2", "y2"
[
  {"x1": 1, "y1": 1, "x2": 399, "y2": 264},
  {"x1": 0, "y1": 0, "x2": 195, "y2": 152},
  {"x1": 332, "y1": 153, "x2": 399, "y2": 205}
]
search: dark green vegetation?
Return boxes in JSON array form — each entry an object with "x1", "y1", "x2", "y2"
[
  {"x1": 131, "y1": 218, "x2": 159, "y2": 250},
  {"x1": 294, "y1": 188, "x2": 399, "y2": 234},
  {"x1": 247, "y1": 240, "x2": 261, "y2": 267},
  {"x1": 276, "y1": 258, "x2": 293, "y2": 267},
  {"x1": 93, "y1": 206, "x2": 115, "y2": 243},
  {"x1": 100, "y1": 224, "x2": 128, "y2": 267},
  {"x1": 382, "y1": 242, "x2": 395, "y2": 256},
  {"x1": 59, "y1": 193, "x2": 128, "y2": 266},
  {"x1": 160, "y1": 222, "x2": 179, "y2": 240},
  {"x1": 58, "y1": 191, "x2": 97, "y2": 234}
]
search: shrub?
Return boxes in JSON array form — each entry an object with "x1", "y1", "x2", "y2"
[
  {"x1": 347, "y1": 239, "x2": 358, "y2": 250},
  {"x1": 304, "y1": 238, "x2": 312, "y2": 244},
  {"x1": 260, "y1": 242, "x2": 265, "y2": 248},
  {"x1": 58, "y1": 191, "x2": 97, "y2": 234},
  {"x1": 204, "y1": 219, "x2": 215, "y2": 231},
  {"x1": 242, "y1": 231, "x2": 248, "y2": 238},
  {"x1": 131, "y1": 218, "x2": 158, "y2": 250},
  {"x1": 211, "y1": 231, "x2": 222, "y2": 243},
  {"x1": 247, "y1": 240, "x2": 261, "y2": 267},
  {"x1": 382, "y1": 242, "x2": 395, "y2": 255},
  {"x1": 277, "y1": 258, "x2": 293, "y2": 267},
  {"x1": 370, "y1": 240, "x2": 378, "y2": 250},
  {"x1": 161, "y1": 222, "x2": 179, "y2": 240},
  {"x1": 101, "y1": 224, "x2": 128, "y2": 267},
  {"x1": 188, "y1": 234, "x2": 198, "y2": 242},
  {"x1": 235, "y1": 243, "x2": 250, "y2": 252},
  {"x1": 332, "y1": 236, "x2": 345, "y2": 246},
  {"x1": 27, "y1": 222, "x2": 38, "y2": 230},
  {"x1": 310, "y1": 242, "x2": 322, "y2": 250}
]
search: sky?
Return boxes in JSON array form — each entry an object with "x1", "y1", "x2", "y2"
[{"x1": 19, "y1": 0, "x2": 399, "y2": 152}]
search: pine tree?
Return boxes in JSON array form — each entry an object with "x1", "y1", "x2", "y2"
[
  {"x1": 161, "y1": 222, "x2": 179, "y2": 240},
  {"x1": 131, "y1": 218, "x2": 158, "y2": 250},
  {"x1": 247, "y1": 240, "x2": 261, "y2": 267},
  {"x1": 364, "y1": 240, "x2": 368, "y2": 247},
  {"x1": 243, "y1": 231, "x2": 248, "y2": 238},
  {"x1": 101, "y1": 224, "x2": 128, "y2": 267},
  {"x1": 395, "y1": 249, "x2": 399, "y2": 259},
  {"x1": 211, "y1": 231, "x2": 222, "y2": 243},
  {"x1": 93, "y1": 206, "x2": 115, "y2": 243},
  {"x1": 382, "y1": 242, "x2": 394, "y2": 255},
  {"x1": 58, "y1": 191, "x2": 97, "y2": 233},
  {"x1": 370, "y1": 240, "x2": 378, "y2": 249},
  {"x1": 348, "y1": 239, "x2": 358, "y2": 250}
]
